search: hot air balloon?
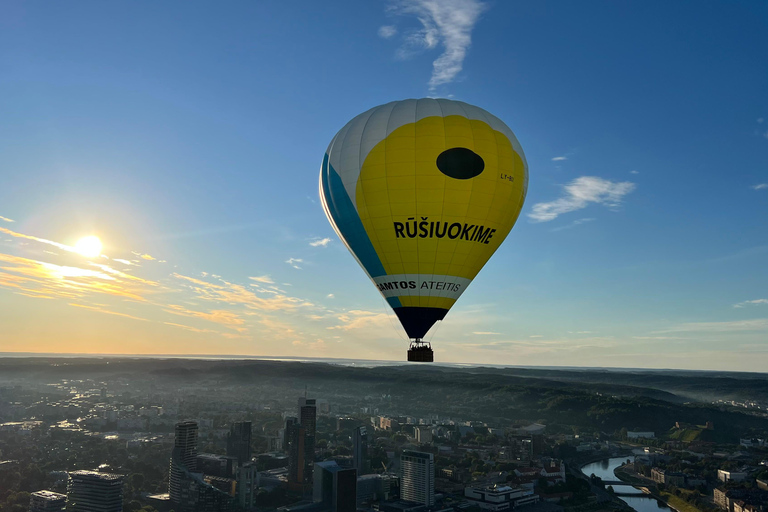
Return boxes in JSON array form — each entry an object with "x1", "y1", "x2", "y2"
[{"x1": 320, "y1": 99, "x2": 528, "y2": 362}]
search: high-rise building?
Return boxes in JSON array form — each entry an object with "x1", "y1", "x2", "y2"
[
  {"x1": 400, "y1": 450, "x2": 434, "y2": 506},
  {"x1": 237, "y1": 461, "x2": 258, "y2": 509},
  {"x1": 30, "y1": 491, "x2": 66, "y2": 512},
  {"x1": 168, "y1": 421, "x2": 237, "y2": 512},
  {"x1": 287, "y1": 423, "x2": 306, "y2": 489},
  {"x1": 226, "y1": 421, "x2": 252, "y2": 465},
  {"x1": 283, "y1": 417, "x2": 297, "y2": 454},
  {"x1": 170, "y1": 421, "x2": 199, "y2": 503},
  {"x1": 66, "y1": 471, "x2": 124, "y2": 512},
  {"x1": 298, "y1": 398, "x2": 317, "y2": 487},
  {"x1": 353, "y1": 426, "x2": 370, "y2": 476},
  {"x1": 313, "y1": 461, "x2": 357, "y2": 512}
]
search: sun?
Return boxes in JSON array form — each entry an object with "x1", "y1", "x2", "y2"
[{"x1": 74, "y1": 235, "x2": 103, "y2": 258}]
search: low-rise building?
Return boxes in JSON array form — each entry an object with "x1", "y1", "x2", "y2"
[
  {"x1": 719, "y1": 470, "x2": 749, "y2": 483},
  {"x1": 464, "y1": 484, "x2": 539, "y2": 511}
]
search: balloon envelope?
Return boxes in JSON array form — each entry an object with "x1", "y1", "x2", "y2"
[{"x1": 320, "y1": 99, "x2": 528, "y2": 340}]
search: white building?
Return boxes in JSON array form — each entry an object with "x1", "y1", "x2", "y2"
[
  {"x1": 464, "y1": 485, "x2": 539, "y2": 511},
  {"x1": 718, "y1": 469, "x2": 748, "y2": 483},
  {"x1": 400, "y1": 450, "x2": 434, "y2": 506}
]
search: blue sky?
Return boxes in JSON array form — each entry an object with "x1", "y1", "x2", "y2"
[{"x1": 1, "y1": 0, "x2": 766, "y2": 370}]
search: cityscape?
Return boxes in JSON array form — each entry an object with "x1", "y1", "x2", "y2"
[{"x1": 1, "y1": 358, "x2": 768, "y2": 512}]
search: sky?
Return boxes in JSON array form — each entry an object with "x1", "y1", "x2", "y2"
[{"x1": 0, "y1": 0, "x2": 767, "y2": 370}]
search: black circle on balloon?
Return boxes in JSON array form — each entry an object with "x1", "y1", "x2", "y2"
[{"x1": 436, "y1": 147, "x2": 485, "y2": 179}]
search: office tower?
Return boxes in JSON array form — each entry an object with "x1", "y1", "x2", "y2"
[
  {"x1": 226, "y1": 421, "x2": 252, "y2": 465},
  {"x1": 66, "y1": 471, "x2": 124, "y2": 512},
  {"x1": 353, "y1": 426, "x2": 370, "y2": 476},
  {"x1": 30, "y1": 491, "x2": 66, "y2": 512},
  {"x1": 287, "y1": 423, "x2": 306, "y2": 489},
  {"x1": 169, "y1": 421, "x2": 199, "y2": 503},
  {"x1": 283, "y1": 417, "x2": 297, "y2": 454},
  {"x1": 400, "y1": 450, "x2": 434, "y2": 505},
  {"x1": 237, "y1": 461, "x2": 258, "y2": 509},
  {"x1": 298, "y1": 398, "x2": 317, "y2": 487},
  {"x1": 313, "y1": 461, "x2": 357, "y2": 512},
  {"x1": 196, "y1": 453, "x2": 236, "y2": 479}
]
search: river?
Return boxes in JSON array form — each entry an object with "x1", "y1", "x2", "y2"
[{"x1": 581, "y1": 457, "x2": 671, "y2": 512}]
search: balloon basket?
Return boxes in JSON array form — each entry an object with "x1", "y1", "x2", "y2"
[{"x1": 407, "y1": 340, "x2": 433, "y2": 362}]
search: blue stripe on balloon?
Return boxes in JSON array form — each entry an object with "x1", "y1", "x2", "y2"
[
  {"x1": 387, "y1": 296, "x2": 402, "y2": 308},
  {"x1": 321, "y1": 154, "x2": 387, "y2": 280}
]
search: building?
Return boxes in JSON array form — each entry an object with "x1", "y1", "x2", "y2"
[
  {"x1": 284, "y1": 417, "x2": 298, "y2": 454},
  {"x1": 288, "y1": 423, "x2": 307, "y2": 489},
  {"x1": 299, "y1": 397, "x2": 317, "y2": 486},
  {"x1": 400, "y1": 450, "x2": 434, "y2": 506},
  {"x1": 718, "y1": 470, "x2": 749, "y2": 483},
  {"x1": 237, "y1": 461, "x2": 258, "y2": 509},
  {"x1": 226, "y1": 422, "x2": 252, "y2": 465},
  {"x1": 414, "y1": 426, "x2": 432, "y2": 445},
  {"x1": 464, "y1": 484, "x2": 540, "y2": 511},
  {"x1": 196, "y1": 453, "x2": 236, "y2": 479},
  {"x1": 313, "y1": 461, "x2": 357, "y2": 512},
  {"x1": 29, "y1": 491, "x2": 66, "y2": 512},
  {"x1": 169, "y1": 421, "x2": 236, "y2": 512},
  {"x1": 170, "y1": 421, "x2": 199, "y2": 503},
  {"x1": 356, "y1": 474, "x2": 394, "y2": 505},
  {"x1": 651, "y1": 468, "x2": 685, "y2": 487},
  {"x1": 66, "y1": 471, "x2": 124, "y2": 512},
  {"x1": 353, "y1": 426, "x2": 370, "y2": 476},
  {"x1": 627, "y1": 431, "x2": 655, "y2": 439}
]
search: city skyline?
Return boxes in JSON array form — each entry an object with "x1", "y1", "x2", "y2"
[{"x1": 1, "y1": 0, "x2": 767, "y2": 370}]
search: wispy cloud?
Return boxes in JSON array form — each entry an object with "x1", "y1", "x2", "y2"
[
  {"x1": 551, "y1": 156, "x2": 567, "y2": 162},
  {"x1": 132, "y1": 252, "x2": 156, "y2": 261},
  {"x1": 0, "y1": 226, "x2": 81, "y2": 255},
  {"x1": 385, "y1": 0, "x2": 487, "y2": 92},
  {"x1": 0, "y1": 216, "x2": 14, "y2": 223},
  {"x1": 550, "y1": 217, "x2": 595, "y2": 232},
  {"x1": 164, "y1": 304, "x2": 247, "y2": 332},
  {"x1": 286, "y1": 258, "x2": 303, "y2": 269},
  {"x1": 309, "y1": 237, "x2": 332, "y2": 247},
  {"x1": 655, "y1": 319, "x2": 768, "y2": 333},
  {"x1": 69, "y1": 303, "x2": 149, "y2": 322},
  {"x1": 327, "y1": 293, "x2": 335, "y2": 299},
  {"x1": 734, "y1": 299, "x2": 768, "y2": 308},
  {"x1": 528, "y1": 176, "x2": 636, "y2": 222},
  {"x1": 472, "y1": 331, "x2": 500, "y2": 335},
  {"x1": 249, "y1": 275, "x2": 274, "y2": 284},
  {"x1": 630, "y1": 170, "x2": 639, "y2": 175},
  {"x1": 378, "y1": 25, "x2": 397, "y2": 39},
  {"x1": 173, "y1": 273, "x2": 313, "y2": 311},
  {"x1": 752, "y1": 183, "x2": 768, "y2": 190},
  {"x1": 329, "y1": 310, "x2": 392, "y2": 331}
]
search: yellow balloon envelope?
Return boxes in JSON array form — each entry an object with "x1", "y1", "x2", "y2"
[{"x1": 320, "y1": 99, "x2": 527, "y2": 358}]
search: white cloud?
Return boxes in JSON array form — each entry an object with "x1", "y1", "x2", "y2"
[
  {"x1": 0, "y1": 216, "x2": 14, "y2": 223},
  {"x1": 529, "y1": 335, "x2": 543, "y2": 338},
  {"x1": 378, "y1": 25, "x2": 397, "y2": 39},
  {"x1": 327, "y1": 293, "x2": 335, "y2": 299},
  {"x1": 655, "y1": 319, "x2": 768, "y2": 333},
  {"x1": 249, "y1": 275, "x2": 274, "y2": 284},
  {"x1": 472, "y1": 331, "x2": 500, "y2": 335},
  {"x1": 550, "y1": 217, "x2": 595, "y2": 232},
  {"x1": 309, "y1": 237, "x2": 332, "y2": 247},
  {"x1": 329, "y1": 310, "x2": 392, "y2": 331},
  {"x1": 386, "y1": 0, "x2": 487, "y2": 92},
  {"x1": 752, "y1": 183, "x2": 768, "y2": 190},
  {"x1": 734, "y1": 299, "x2": 768, "y2": 308},
  {"x1": 528, "y1": 176, "x2": 636, "y2": 222},
  {"x1": 551, "y1": 156, "x2": 567, "y2": 162},
  {"x1": 285, "y1": 258, "x2": 303, "y2": 270},
  {"x1": 630, "y1": 170, "x2": 639, "y2": 174}
]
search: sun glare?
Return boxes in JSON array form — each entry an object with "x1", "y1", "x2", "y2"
[{"x1": 74, "y1": 236, "x2": 102, "y2": 258}]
